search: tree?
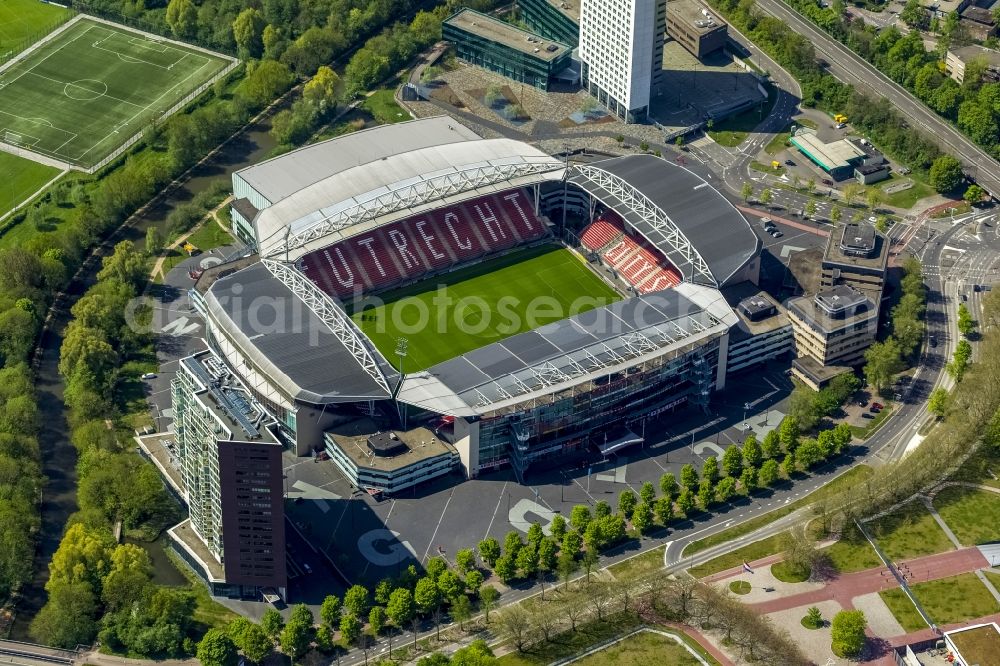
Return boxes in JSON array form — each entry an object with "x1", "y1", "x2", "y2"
[
  {"x1": 386, "y1": 588, "x2": 415, "y2": 634},
  {"x1": 479, "y1": 586, "x2": 500, "y2": 622},
  {"x1": 830, "y1": 205, "x2": 842, "y2": 223},
  {"x1": 549, "y1": 514, "x2": 567, "y2": 541},
  {"x1": 233, "y1": 8, "x2": 266, "y2": 59},
  {"x1": 759, "y1": 458, "x2": 780, "y2": 487},
  {"x1": 537, "y1": 538, "x2": 557, "y2": 572},
  {"x1": 494, "y1": 554, "x2": 517, "y2": 583},
  {"x1": 716, "y1": 476, "x2": 737, "y2": 503},
  {"x1": 261, "y1": 608, "x2": 284, "y2": 639},
  {"x1": 698, "y1": 478, "x2": 714, "y2": 509},
  {"x1": 374, "y1": 579, "x2": 394, "y2": 606},
  {"x1": 928, "y1": 387, "x2": 948, "y2": 418},
  {"x1": 958, "y1": 302, "x2": 975, "y2": 337},
  {"x1": 631, "y1": 502, "x2": 653, "y2": 533},
  {"x1": 842, "y1": 182, "x2": 866, "y2": 207},
  {"x1": 740, "y1": 465, "x2": 758, "y2": 492},
  {"x1": 344, "y1": 47, "x2": 390, "y2": 96},
  {"x1": 557, "y1": 551, "x2": 576, "y2": 589},
  {"x1": 701, "y1": 456, "x2": 719, "y2": 485},
  {"x1": 762, "y1": 430, "x2": 782, "y2": 459},
  {"x1": 782, "y1": 451, "x2": 797, "y2": 477},
  {"x1": 437, "y1": 570, "x2": 464, "y2": 600},
  {"x1": 929, "y1": 155, "x2": 964, "y2": 193},
  {"x1": 866, "y1": 187, "x2": 884, "y2": 211},
  {"x1": 345, "y1": 584, "x2": 369, "y2": 618},
  {"x1": 964, "y1": 184, "x2": 985, "y2": 205},
  {"x1": 805, "y1": 200, "x2": 817, "y2": 219},
  {"x1": 594, "y1": 500, "x2": 612, "y2": 518},
  {"x1": 796, "y1": 438, "x2": 826, "y2": 469},
  {"x1": 570, "y1": 505, "x2": 592, "y2": 532},
  {"x1": 617, "y1": 489, "x2": 637, "y2": 516},
  {"x1": 415, "y1": 576, "x2": 442, "y2": 615},
  {"x1": 234, "y1": 623, "x2": 272, "y2": 664},
  {"x1": 676, "y1": 488, "x2": 696, "y2": 515},
  {"x1": 949, "y1": 339, "x2": 973, "y2": 380},
  {"x1": 98, "y1": 240, "x2": 146, "y2": 290},
  {"x1": 659, "y1": 472, "x2": 678, "y2": 499},
  {"x1": 165, "y1": 0, "x2": 198, "y2": 38},
  {"x1": 466, "y1": 570, "x2": 484, "y2": 596},
  {"x1": 451, "y1": 593, "x2": 472, "y2": 630},
  {"x1": 368, "y1": 606, "x2": 386, "y2": 636},
  {"x1": 722, "y1": 445, "x2": 744, "y2": 478},
  {"x1": 805, "y1": 606, "x2": 824, "y2": 629},
  {"x1": 582, "y1": 547, "x2": 599, "y2": 582},
  {"x1": 515, "y1": 544, "x2": 538, "y2": 578},
  {"x1": 760, "y1": 188, "x2": 773, "y2": 208},
  {"x1": 639, "y1": 480, "x2": 656, "y2": 504},
  {"x1": 526, "y1": 523, "x2": 544, "y2": 548},
  {"x1": 503, "y1": 531, "x2": 524, "y2": 559},
  {"x1": 339, "y1": 613, "x2": 362, "y2": 647},
  {"x1": 741, "y1": 182, "x2": 754, "y2": 202},
  {"x1": 29, "y1": 581, "x2": 98, "y2": 648},
  {"x1": 831, "y1": 609, "x2": 867, "y2": 658},
  {"x1": 680, "y1": 463, "x2": 699, "y2": 491},
  {"x1": 303, "y1": 66, "x2": 340, "y2": 111},
  {"x1": 864, "y1": 338, "x2": 904, "y2": 391},
  {"x1": 562, "y1": 530, "x2": 582, "y2": 556},
  {"x1": 901, "y1": 0, "x2": 928, "y2": 27},
  {"x1": 478, "y1": 537, "x2": 501, "y2": 568},
  {"x1": 197, "y1": 629, "x2": 238, "y2": 666},
  {"x1": 455, "y1": 548, "x2": 476, "y2": 574},
  {"x1": 654, "y1": 496, "x2": 673, "y2": 525},
  {"x1": 496, "y1": 605, "x2": 533, "y2": 652}
]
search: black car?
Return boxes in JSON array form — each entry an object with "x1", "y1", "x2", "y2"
[
  {"x1": 784, "y1": 159, "x2": 796, "y2": 166},
  {"x1": 929, "y1": 335, "x2": 937, "y2": 348}
]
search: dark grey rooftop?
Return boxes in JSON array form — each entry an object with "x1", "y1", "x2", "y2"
[
  {"x1": 398, "y1": 283, "x2": 738, "y2": 415},
  {"x1": 825, "y1": 223, "x2": 887, "y2": 270},
  {"x1": 204, "y1": 262, "x2": 397, "y2": 405},
  {"x1": 815, "y1": 284, "x2": 869, "y2": 314},
  {"x1": 570, "y1": 155, "x2": 760, "y2": 286}
]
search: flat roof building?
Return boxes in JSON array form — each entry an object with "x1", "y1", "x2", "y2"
[
  {"x1": 578, "y1": 0, "x2": 666, "y2": 122},
  {"x1": 946, "y1": 44, "x2": 1000, "y2": 83},
  {"x1": 723, "y1": 284, "x2": 794, "y2": 376},
  {"x1": 519, "y1": 0, "x2": 580, "y2": 47},
  {"x1": 821, "y1": 223, "x2": 888, "y2": 303},
  {"x1": 667, "y1": 0, "x2": 728, "y2": 59},
  {"x1": 786, "y1": 285, "x2": 878, "y2": 388},
  {"x1": 442, "y1": 9, "x2": 573, "y2": 90},
  {"x1": 790, "y1": 130, "x2": 867, "y2": 180}
]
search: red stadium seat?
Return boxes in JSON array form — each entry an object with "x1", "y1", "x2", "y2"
[
  {"x1": 298, "y1": 189, "x2": 548, "y2": 298},
  {"x1": 597, "y1": 221, "x2": 681, "y2": 294}
]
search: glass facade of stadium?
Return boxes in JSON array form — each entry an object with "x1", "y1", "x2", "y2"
[{"x1": 475, "y1": 340, "x2": 720, "y2": 474}]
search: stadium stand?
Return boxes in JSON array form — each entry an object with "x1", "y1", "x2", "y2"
[
  {"x1": 600, "y1": 230, "x2": 681, "y2": 294},
  {"x1": 300, "y1": 189, "x2": 548, "y2": 298},
  {"x1": 580, "y1": 218, "x2": 623, "y2": 252}
]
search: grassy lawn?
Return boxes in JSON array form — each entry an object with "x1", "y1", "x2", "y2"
[
  {"x1": 750, "y1": 160, "x2": 786, "y2": 177},
  {"x1": 771, "y1": 559, "x2": 810, "y2": 583},
  {"x1": 607, "y1": 546, "x2": 664, "y2": 582},
  {"x1": 683, "y1": 465, "x2": 873, "y2": 558},
  {"x1": 707, "y1": 90, "x2": 777, "y2": 147},
  {"x1": 158, "y1": 220, "x2": 233, "y2": 279},
  {"x1": 869, "y1": 500, "x2": 954, "y2": 561},
  {"x1": 361, "y1": 89, "x2": 410, "y2": 124},
  {"x1": 688, "y1": 531, "x2": 789, "y2": 578},
  {"x1": 880, "y1": 174, "x2": 935, "y2": 209},
  {"x1": 822, "y1": 529, "x2": 881, "y2": 574},
  {"x1": 951, "y1": 448, "x2": 1000, "y2": 490},
  {"x1": 0, "y1": 0, "x2": 72, "y2": 57},
  {"x1": 0, "y1": 152, "x2": 61, "y2": 219},
  {"x1": 934, "y1": 486, "x2": 1000, "y2": 546},
  {"x1": 764, "y1": 118, "x2": 818, "y2": 156},
  {"x1": 497, "y1": 613, "x2": 642, "y2": 666},
  {"x1": 570, "y1": 629, "x2": 719, "y2": 666},
  {"x1": 986, "y1": 571, "x2": 1000, "y2": 592},
  {"x1": 165, "y1": 550, "x2": 238, "y2": 631},
  {"x1": 351, "y1": 245, "x2": 620, "y2": 371},
  {"x1": 881, "y1": 573, "x2": 1000, "y2": 633},
  {"x1": 730, "y1": 580, "x2": 751, "y2": 594}
]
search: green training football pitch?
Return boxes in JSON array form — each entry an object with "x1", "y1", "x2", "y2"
[
  {"x1": 0, "y1": 0, "x2": 72, "y2": 60},
  {"x1": 0, "y1": 16, "x2": 230, "y2": 168},
  {"x1": 351, "y1": 245, "x2": 622, "y2": 372}
]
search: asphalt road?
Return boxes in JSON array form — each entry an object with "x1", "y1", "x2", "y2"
[{"x1": 754, "y1": 0, "x2": 1000, "y2": 197}]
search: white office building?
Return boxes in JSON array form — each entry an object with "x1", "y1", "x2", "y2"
[{"x1": 578, "y1": 0, "x2": 666, "y2": 122}]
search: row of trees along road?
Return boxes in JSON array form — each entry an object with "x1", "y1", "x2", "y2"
[{"x1": 704, "y1": 0, "x2": 969, "y2": 192}]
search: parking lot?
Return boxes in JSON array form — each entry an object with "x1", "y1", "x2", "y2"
[{"x1": 284, "y1": 368, "x2": 794, "y2": 586}]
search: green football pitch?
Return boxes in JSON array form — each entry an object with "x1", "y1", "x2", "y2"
[
  {"x1": 0, "y1": 16, "x2": 230, "y2": 168},
  {"x1": 351, "y1": 245, "x2": 622, "y2": 372},
  {"x1": 0, "y1": 0, "x2": 71, "y2": 59}
]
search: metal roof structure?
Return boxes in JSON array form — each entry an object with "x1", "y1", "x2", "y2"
[
  {"x1": 234, "y1": 117, "x2": 481, "y2": 205},
  {"x1": 397, "y1": 283, "x2": 738, "y2": 417},
  {"x1": 790, "y1": 130, "x2": 865, "y2": 171},
  {"x1": 254, "y1": 132, "x2": 563, "y2": 259},
  {"x1": 204, "y1": 262, "x2": 397, "y2": 404},
  {"x1": 569, "y1": 155, "x2": 760, "y2": 286}
]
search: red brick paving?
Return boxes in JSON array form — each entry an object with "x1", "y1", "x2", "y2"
[
  {"x1": 860, "y1": 612, "x2": 1000, "y2": 665},
  {"x1": 661, "y1": 621, "x2": 737, "y2": 666}
]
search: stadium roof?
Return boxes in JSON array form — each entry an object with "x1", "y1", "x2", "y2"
[
  {"x1": 397, "y1": 283, "x2": 738, "y2": 417},
  {"x1": 203, "y1": 262, "x2": 398, "y2": 405},
  {"x1": 234, "y1": 117, "x2": 481, "y2": 205},
  {"x1": 250, "y1": 118, "x2": 564, "y2": 259},
  {"x1": 569, "y1": 155, "x2": 760, "y2": 286}
]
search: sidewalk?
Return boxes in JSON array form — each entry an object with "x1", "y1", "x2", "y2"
[{"x1": 748, "y1": 547, "x2": 989, "y2": 615}]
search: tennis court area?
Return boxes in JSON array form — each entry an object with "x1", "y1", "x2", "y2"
[{"x1": 0, "y1": 16, "x2": 232, "y2": 168}]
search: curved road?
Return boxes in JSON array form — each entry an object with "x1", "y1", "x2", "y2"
[{"x1": 754, "y1": 0, "x2": 1000, "y2": 196}]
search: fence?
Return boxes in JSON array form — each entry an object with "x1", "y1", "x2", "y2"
[{"x1": 0, "y1": 9, "x2": 77, "y2": 67}]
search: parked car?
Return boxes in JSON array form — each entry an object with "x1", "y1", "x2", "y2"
[
  {"x1": 929, "y1": 335, "x2": 938, "y2": 348},
  {"x1": 784, "y1": 159, "x2": 796, "y2": 166},
  {"x1": 861, "y1": 413, "x2": 875, "y2": 419},
  {"x1": 760, "y1": 217, "x2": 774, "y2": 228},
  {"x1": 872, "y1": 402, "x2": 884, "y2": 409},
  {"x1": 835, "y1": 122, "x2": 847, "y2": 129},
  {"x1": 769, "y1": 229, "x2": 783, "y2": 238},
  {"x1": 870, "y1": 405, "x2": 881, "y2": 413},
  {"x1": 141, "y1": 372, "x2": 157, "y2": 379}
]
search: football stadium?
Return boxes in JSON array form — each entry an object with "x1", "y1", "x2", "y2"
[{"x1": 185, "y1": 116, "x2": 765, "y2": 495}]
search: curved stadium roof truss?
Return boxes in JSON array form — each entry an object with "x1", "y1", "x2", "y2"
[
  {"x1": 267, "y1": 157, "x2": 564, "y2": 259},
  {"x1": 261, "y1": 258, "x2": 392, "y2": 395},
  {"x1": 571, "y1": 164, "x2": 716, "y2": 286}
]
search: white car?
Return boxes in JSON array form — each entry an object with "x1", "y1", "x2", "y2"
[{"x1": 141, "y1": 372, "x2": 157, "y2": 379}]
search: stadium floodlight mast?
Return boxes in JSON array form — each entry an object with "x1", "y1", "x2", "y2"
[{"x1": 395, "y1": 337, "x2": 409, "y2": 429}]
